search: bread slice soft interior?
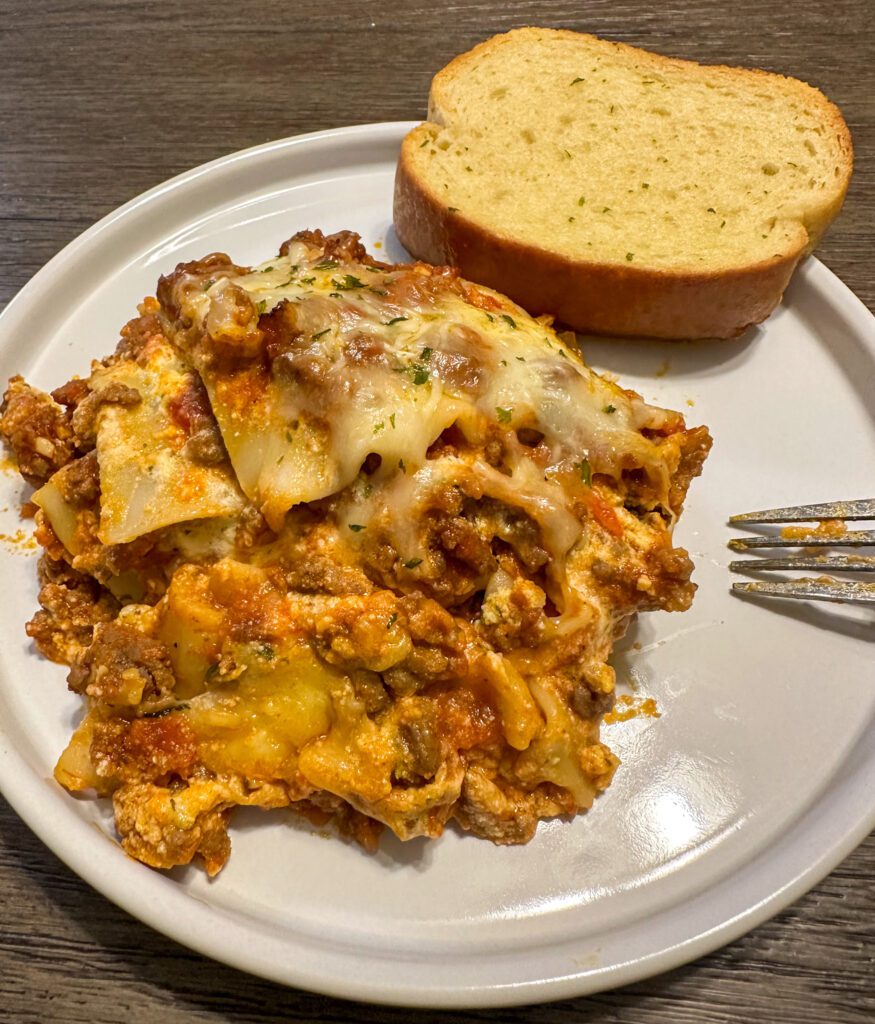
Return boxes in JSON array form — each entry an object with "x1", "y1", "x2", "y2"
[{"x1": 393, "y1": 28, "x2": 852, "y2": 339}]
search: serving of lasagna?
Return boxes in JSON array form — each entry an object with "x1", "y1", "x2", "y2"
[{"x1": 0, "y1": 230, "x2": 710, "y2": 875}]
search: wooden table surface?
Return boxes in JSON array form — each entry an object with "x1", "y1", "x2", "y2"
[{"x1": 1, "y1": 1, "x2": 872, "y2": 1021}]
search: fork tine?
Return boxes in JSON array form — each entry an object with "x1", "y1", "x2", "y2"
[
  {"x1": 730, "y1": 554, "x2": 875, "y2": 573},
  {"x1": 729, "y1": 498, "x2": 875, "y2": 524},
  {"x1": 732, "y1": 579, "x2": 875, "y2": 605},
  {"x1": 729, "y1": 530, "x2": 875, "y2": 550}
]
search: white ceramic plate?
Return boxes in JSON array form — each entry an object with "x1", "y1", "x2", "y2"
[{"x1": 0, "y1": 123, "x2": 873, "y2": 1009}]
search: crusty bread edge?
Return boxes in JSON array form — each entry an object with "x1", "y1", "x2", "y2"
[{"x1": 396, "y1": 27, "x2": 853, "y2": 340}]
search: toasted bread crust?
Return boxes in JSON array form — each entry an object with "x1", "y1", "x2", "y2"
[
  {"x1": 395, "y1": 28, "x2": 853, "y2": 340},
  {"x1": 396, "y1": 146, "x2": 802, "y2": 339}
]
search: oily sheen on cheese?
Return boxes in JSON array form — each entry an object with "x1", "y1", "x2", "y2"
[
  {"x1": 1, "y1": 229, "x2": 710, "y2": 875},
  {"x1": 171, "y1": 241, "x2": 680, "y2": 533}
]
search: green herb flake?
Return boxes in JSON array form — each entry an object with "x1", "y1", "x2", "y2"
[
  {"x1": 570, "y1": 76, "x2": 585, "y2": 85},
  {"x1": 419, "y1": 137, "x2": 429, "y2": 148},
  {"x1": 374, "y1": 421, "x2": 385, "y2": 435},
  {"x1": 516, "y1": 356, "x2": 526, "y2": 362},
  {"x1": 707, "y1": 207, "x2": 716, "y2": 214},
  {"x1": 332, "y1": 274, "x2": 366, "y2": 290},
  {"x1": 348, "y1": 523, "x2": 366, "y2": 532},
  {"x1": 496, "y1": 407, "x2": 513, "y2": 424},
  {"x1": 625, "y1": 252, "x2": 634, "y2": 262},
  {"x1": 299, "y1": 276, "x2": 315, "y2": 285},
  {"x1": 575, "y1": 459, "x2": 592, "y2": 486},
  {"x1": 500, "y1": 313, "x2": 517, "y2": 329},
  {"x1": 384, "y1": 316, "x2": 409, "y2": 326},
  {"x1": 604, "y1": 404, "x2": 617, "y2": 414},
  {"x1": 314, "y1": 259, "x2": 338, "y2": 270},
  {"x1": 403, "y1": 557, "x2": 423, "y2": 569},
  {"x1": 500, "y1": 359, "x2": 508, "y2": 366},
  {"x1": 202, "y1": 278, "x2": 215, "y2": 291},
  {"x1": 568, "y1": 216, "x2": 575, "y2": 223},
  {"x1": 421, "y1": 347, "x2": 433, "y2": 361},
  {"x1": 311, "y1": 328, "x2": 331, "y2": 340},
  {"x1": 485, "y1": 312, "x2": 495, "y2": 323},
  {"x1": 256, "y1": 643, "x2": 275, "y2": 660},
  {"x1": 564, "y1": 149, "x2": 572, "y2": 159},
  {"x1": 578, "y1": 196, "x2": 586, "y2": 206},
  {"x1": 369, "y1": 288, "x2": 388, "y2": 297},
  {"x1": 389, "y1": 413, "x2": 396, "y2": 429},
  {"x1": 257, "y1": 299, "x2": 268, "y2": 314},
  {"x1": 413, "y1": 367, "x2": 430, "y2": 385},
  {"x1": 329, "y1": 292, "x2": 341, "y2": 299},
  {"x1": 642, "y1": 182, "x2": 650, "y2": 189},
  {"x1": 448, "y1": 206, "x2": 459, "y2": 213},
  {"x1": 262, "y1": 265, "x2": 275, "y2": 273}
]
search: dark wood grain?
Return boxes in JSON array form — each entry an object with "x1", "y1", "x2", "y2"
[{"x1": 0, "y1": 1, "x2": 872, "y2": 1021}]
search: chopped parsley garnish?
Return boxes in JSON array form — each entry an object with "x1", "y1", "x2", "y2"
[
  {"x1": 314, "y1": 259, "x2": 338, "y2": 270},
  {"x1": 484, "y1": 312, "x2": 495, "y2": 323},
  {"x1": 604, "y1": 404, "x2": 617, "y2": 414},
  {"x1": 311, "y1": 328, "x2": 330, "y2": 340},
  {"x1": 373, "y1": 421, "x2": 385, "y2": 434},
  {"x1": 412, "y1": 367, "x2": 430, "y2": 385},
  {"x1": 329, "y1": 291, "x2": 341, "y2": 299},
  {"x1": 571, "y1": 77, "x2": 585, "y2": 85},
  {"x1": 578, "y1": 196, "x2": 586, "y2": 206},
  {"x1": 262, "y1": 265, "x2": 275, "y2": 272},
  {"x1": 257, "y1": 299, "x2": 268, "y2": 314},
  {"x1": 383, "y1": 316, "x2": 409, "y2": 326},
  {"x1": 348, "y1": 523, "x2": 366, "y2": 532},
  {"x1": 421, "y1": 347, "x2": 433, "y2": 361},
  {"x1": 255, "y1": 643, "x2": 275, "y2": 660},
  {"x1": 496, "y1": 407, "x2": 513, "y2": 423},
  {"x1": 500, "y1": 313, "x2": 517, "y2": 329},
  {"x1": 389, "y1": 413, "x2": 396, "y2": 429},
  {"x1": 369, "y1": 287, "x2": 388, "y2": 297},
  {"x1": 419, "y1": 137, "x2": 429, "y2": 148},
  {"x1": 299, "y1": 276, "x2": 315, "y2": 285},
  {"x1": 575, "y1": 458, "x2": 592, "y2": 486},
  {"x1": 386, "y1": 613, "x2": 398, "y2": 629},
  {"x1": 500, "y1": 359, "x2": 508, "y2": 366},
  {"x1": 202, "y1": 279, "x2": 215, "y2": 291},
  {"x1": 403, "y1": 557, "x2": 423, "y2": 569},
  {"x1": 448, "y1": 206, "x2": 459, "y2": 213},
  {"x1": 707, "y1": 207, "x2": 716, "y2": 213},
  {"x1": 332, "y1": 274, "x2": 366, "y2": 290},
  {"x1": 625, "y1": 252, "x2": 634, "y2": 262},
  {"x1": 516, "y1": 356, "x2": 526, "y2": 362}
]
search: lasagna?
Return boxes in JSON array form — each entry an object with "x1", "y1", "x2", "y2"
[{"x1": 0, "y1": 230, "x2": 710, "y2": 874}]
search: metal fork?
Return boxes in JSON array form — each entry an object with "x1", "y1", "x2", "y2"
[{"x1": 729, "y1": 499, "x2": 875, "y2": 605}]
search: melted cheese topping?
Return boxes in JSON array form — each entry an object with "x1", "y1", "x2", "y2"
[{"x1": 173, "y1": 243, "x2": 681, "y2": 533}]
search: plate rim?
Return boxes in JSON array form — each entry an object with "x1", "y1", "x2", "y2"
[{"x1": 0, "y1": 121, "x2": 873, "y2": 1009}]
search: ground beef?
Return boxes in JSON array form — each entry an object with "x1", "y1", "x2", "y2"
[
  {"x1": 279, "y1": 228, "x2": 374, "y2": 266},
  {"x1": 54, "y1": 451, "x2": 100, "y2": 506},
  {"x1": 0, "y1": 377, "x2": 75, "y2": 486},
  {"x1": 92, "y1": 714, "x2": 198, "y2": 783},
  {"x1": 25, "y1": 556, "x2": 119, "y2": 665},
  {"x1": 68, "y1": 621, "x2": 176, "y2": 704},
  {"x1": 71, "y1": 382, "x2": 142, "y2": 448}
]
